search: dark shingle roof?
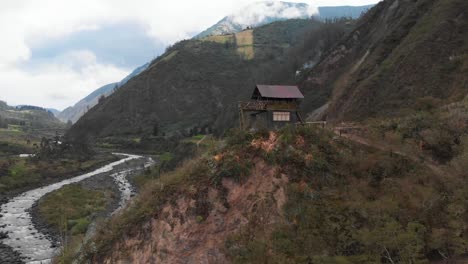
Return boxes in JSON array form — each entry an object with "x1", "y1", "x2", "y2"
[{"x1": 254, "y1": 85, "x2": 304, "y2": 99}]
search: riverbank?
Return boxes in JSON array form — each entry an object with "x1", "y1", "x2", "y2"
[
  {"x1": 0, "y1": 153, "x2": 118, "y2": 264},
  {"x1": 0, "y1": 152, "x2": 119, "y2": 201},
  {"x1": 0, "y1": 154, "x2": 150, "y2": 263},
  {"x1": 28, "y1": 157, "x2": 150, "y2": 255},
  {"x1": 0, "y1": 243, "x2": 23, "y2": 264},
  {"x1": 0, "y1": 153, "x2": 119, "y2": 264}
]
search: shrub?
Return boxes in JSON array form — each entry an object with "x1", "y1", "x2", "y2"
[
  {"x1": 420, "y1": 128, "x2": 461, "y2": 163},
  {"x1": 225, "y1": 129, "x2": 254, "y2": 148},
  {"x1": 70, "y1": 218, "x2": 91, "y2": 235},
  {"x1": 211, "y1": 151, "x2": 252, "y2": 184}
]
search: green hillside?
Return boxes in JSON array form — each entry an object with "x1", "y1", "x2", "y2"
[
  {"x1": 68, "y1": 19, "x2": 354, "y2": 140},
  {"x1": 0, "y1": 101, "x2": 65, "y2": 155},
  {"x1": 56, "y1": 0, "x2": 468, "y2": 262},
  {"x1": 84, "y1": 121, "x2": 467, "y2": 263}
]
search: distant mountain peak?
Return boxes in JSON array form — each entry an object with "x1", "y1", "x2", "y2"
[
  {"x1": 57, "y1": 62, "x2": 149, "y2": 123},
  {"x1": 196, "y1": 1, "x2": 373, "y2": 38}
]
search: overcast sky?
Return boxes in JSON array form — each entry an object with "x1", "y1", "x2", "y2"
[{"x1": 0, "y1": 0, "x2": 380, "y2": 110}]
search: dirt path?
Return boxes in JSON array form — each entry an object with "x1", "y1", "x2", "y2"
[
  {"x1": 196, "y1": 135, "x2": 207, "y2": 148},
  {"x1": 333, "y1": 128, "x2": 447, "y2": 177}
]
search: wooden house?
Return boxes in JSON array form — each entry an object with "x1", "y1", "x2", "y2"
[{"x1": 238, "y1": 85, "x2": 304, "y2": 130}]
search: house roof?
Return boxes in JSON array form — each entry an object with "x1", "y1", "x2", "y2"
[{"x1": 254, "y1": 85, "x2": 304, "y2": 99}]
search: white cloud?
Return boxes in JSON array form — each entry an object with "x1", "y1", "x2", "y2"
[
  {"x1": 0, "y1": 0, "x2": 380, "y2": 109},
  {"x1": 229, "y1": 1, "x2": 318, "y2": 26},
  {"x1": 0, "y1": 50, "x2": 128, "y2": 109}
]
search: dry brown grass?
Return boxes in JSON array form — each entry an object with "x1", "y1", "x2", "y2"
[
  {"x1": 202, "y1": 34, "x2": 235, "y2": 44},
  {"x1": 235, "y1": 30, "x2": 254, "y2": 60}
]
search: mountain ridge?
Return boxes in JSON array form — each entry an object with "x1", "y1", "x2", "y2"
[
  {"x1": 67, "y1": 18, "x2": 354, "y2": 140},
  {"x1": 196, "y1": 2, "x2": 373, "y2": 38},
  {"x1": 57, "y1": 62, "x2": 149, "y2": 123}
]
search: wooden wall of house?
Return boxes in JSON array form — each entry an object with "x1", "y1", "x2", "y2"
[{"x1": 246, "y1": 110, "x2": 299, "y2": 131}]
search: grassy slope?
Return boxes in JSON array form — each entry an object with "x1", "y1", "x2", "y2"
[
  {"x1": 83, "y1": 123, "x2": 467, "y2": 263},
  {"x1": 0, "y1": 101, "x2": 65, "y2": 156}
]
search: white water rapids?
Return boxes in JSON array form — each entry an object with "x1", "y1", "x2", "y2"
[{"x1": 0, "y1": 153, "x2": 150, "y2": 264}]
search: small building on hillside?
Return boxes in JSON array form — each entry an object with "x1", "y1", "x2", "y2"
[{"x1": 238, "y1": 85, "x2": 304, "y2": 130}]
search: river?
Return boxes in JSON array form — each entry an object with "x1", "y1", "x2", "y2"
[{"x1": 0, "y1": 153, "x2": 152, "y2": 264}]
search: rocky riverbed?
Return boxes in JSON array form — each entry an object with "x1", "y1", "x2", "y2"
[
  {"x1": 0, "y1": 154, "x2": 154, "y2": 264},
  {"x1": 28, "y1": 158, "x2": 152, "y2": 253}
]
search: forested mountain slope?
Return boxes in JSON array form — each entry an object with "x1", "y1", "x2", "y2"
[
  {"x1": 68, "y1": 19, "x2": 353, "y2": 139},
  {"x1": 58, "y1": 63, "x2": 149, "y2": 124},
  {"x1": 300, "y1": 0, "x2": 468, "y2": 120}
]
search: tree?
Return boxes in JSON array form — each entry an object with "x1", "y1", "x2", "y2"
[
  {"x1": 358, "y1": 219, "x2": 427, "y2": 264},
  {"x1": 98, "y1": 95, "x2": 106, "y2": 104}
]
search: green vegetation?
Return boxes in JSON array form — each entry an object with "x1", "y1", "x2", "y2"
[
  {"x1": 161, "y1": 50, "x2": 179, "y2": 62},
  {"x1": 307, "y1": 0, "x2": 468, "y2": 120},
  {"x1": 0, "y1": 125, "x2": 40, "y2": 156},
  {"x1": 0, "y1": 153, "x2": 116, "y2": 196},
  {"x1": 159, "y1": 151, "x2": 174, "y2": 161},
  {"x1": 235, "y1": 30, "x2": 255, "y2": 60},
  {"x1": 202, "y1": 34, "x2": 235, "y2": 44},
  {"x1": 85, "y1": 124, "x2": 467, "y2": 262},
  {"x1": 191, "y1": 134, "x2": 205, "y2": 140},
  {"x1": 224, "y1": 126, "x2": 467, "y2": 263},
  {"x1": 68, "y1": 18, "x2": 353, "y2": 140},
  {"x1": 39, "y1": 184, "x2": 111, "y2": 264},
  {"x1": 0, "y1": 101, "x2": 66, "y2": 158},
  {"x1": 38, "y1": 184, "x2": 108, "y2": 233},
  {"x1": 366, "y1": 96, "x2": 467, "y2": 164},
  {"x1": 132, "y1": 136, "x2": 214, "y2": 189},
  {"x1": 66, "y1": 0, "x2": 467, "y2": 262}
]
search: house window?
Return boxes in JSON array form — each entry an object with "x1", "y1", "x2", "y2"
[{"x1": 273, "y1": 112, "x2": 290, "y2": 122}]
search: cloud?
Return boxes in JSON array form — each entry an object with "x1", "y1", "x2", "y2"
[
  {"x1": 229, "y1": 1, "x2": 318, "y2": 26},
  {"x1": 27, "y1": 22, "x2": 166, "y2": 69},
  {"x1": 0, "y1": 50, "x2": 128, "y2": 110},
  {"x1": 0, "y1": 0, "x2": 323, "y2": 66}
]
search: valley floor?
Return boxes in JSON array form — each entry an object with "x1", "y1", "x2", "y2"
[{"x1": 0, "y1": 154, "x2": 154, "y2": 263}]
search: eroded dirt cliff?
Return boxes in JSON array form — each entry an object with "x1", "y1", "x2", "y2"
[{"x1": 99, "y1": 160, "x2": 288, "y2": 264}]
